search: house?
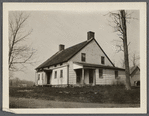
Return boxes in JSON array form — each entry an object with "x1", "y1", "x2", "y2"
[
  {"x1": 130, "y1": 66, "x2": 140, "y2": 86},
  {"x1": 35, "y1": 31, "x2": 126, "y2": 87}
]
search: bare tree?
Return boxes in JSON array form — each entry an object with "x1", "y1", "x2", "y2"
[
  {"x1": 9, "y1": 12, "x2": 35, "y2": 73},
  {"x1": 131, "y1": 52, "x2": 140, "y2": 67},
  {"x1": 107, "y1": 10, "x2": 132, "y2": 90}
]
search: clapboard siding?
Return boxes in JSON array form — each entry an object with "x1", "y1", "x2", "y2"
[
  {"x1": 35, "y1": 72, "x2": 38, "y2": 86},
  {"x1": 68, "y1": 61, "x2": 77, "y2": 84},
  {"x1": 50, "y1": 66, "x2": 68, "y2": 85},
  {"x1": 96, "y1": 69, "x2": 126, "y2": 85},
  {"x1": 70, "y1": 40, "x2": 113, "y2": 66},
  {"x1": 130, "y1": 69, "x2": 140, "y2": 86}
]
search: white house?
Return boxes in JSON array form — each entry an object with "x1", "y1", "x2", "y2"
[
  {"x1": 35, "y1": 31, "x2": 126, "y2": 87},
  {"x1": 130, "y1": 66, "x2": 140, "y2": 86}
]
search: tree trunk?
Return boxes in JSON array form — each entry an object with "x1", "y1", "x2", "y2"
[{"x1": 120, "y1": 10, "x2": 131, "y2": 90}]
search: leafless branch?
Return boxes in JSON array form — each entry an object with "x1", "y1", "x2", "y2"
[
  {"x1": 116, "y1": 44, "x2": 124, "y2": 52},
  {"x1": 9, "y1": 12, "x2": 35, "y2": 73}
]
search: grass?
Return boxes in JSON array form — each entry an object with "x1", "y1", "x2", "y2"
[{"x1": 9, "y1": 85, "x2": 140, "y2": 104}]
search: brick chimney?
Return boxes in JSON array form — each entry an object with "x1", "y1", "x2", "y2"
[
  {"x1": 59, "y1": 44, "x2": 65, "y2": 51},
  {"x1": 87, "y1": 31, "x2": 94, "y2": 40}
]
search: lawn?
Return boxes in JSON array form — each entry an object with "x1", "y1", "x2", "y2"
[{"x1": 9, "y1": 85, "x2": 140, "y2": 105}]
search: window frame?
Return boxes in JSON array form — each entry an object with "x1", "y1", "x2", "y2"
[
  {"x1": 81, "y1": 53, "x2": 86, "y2": 62},
  {"x1": 60, "y1": 70, "x2": 63, "y2": 78},
  {"x1": 42, "y1": 73, "x2": 43, "y2": 80},
  {"x1": 38, "y1": 74, "x2": 40, "y2": 80},
  {"x1": 99, "y1": 69, "x2": 103, "y2": 78},
  {"x1": 55, "y1": 71, "x2": 57, "y2": 79},
  {"x1": 115, "y1": 70, "x2": 118, "y2": 79},
  {"x1": 101, "y1": 56, "x2": 105, "y2": 64}
]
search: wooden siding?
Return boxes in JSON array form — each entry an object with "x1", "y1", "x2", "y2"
[
  {"x1": 130, "y1": 69, "x2": 140, "y2": 86},
  {"x1": 36, "y1": 63, "x2": 68, "y2": 86},
  {"x1": 69, "y1": 40, "x2": 113, "y2": 66},
  {"x1": 50, "y1": 66, "x2": 68, "y2": 85},
  {"x1": 35, "y1": 72, "x2": 38, "y2": 86},
  {"x1": 96, "y1": 69, "x2": 126, "y2": 85},
  {"x1": 36, "y1": 72, "x2": 45, "y2": 85},
  {"x1": 68, "y1": 61, "x2": 77, "y2": 84}
]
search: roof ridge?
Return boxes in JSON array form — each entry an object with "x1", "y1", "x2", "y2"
[{"x1": 35, "y1": 39, "x2": 92, "y2": 70}]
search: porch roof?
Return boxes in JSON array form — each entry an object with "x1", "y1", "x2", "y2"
[
  {"x1": 37, "y1": 67, "x2": 52, "y2": 72},
  {"x1": 73, "y1": 62, "x2": 125, "y2": 71}
]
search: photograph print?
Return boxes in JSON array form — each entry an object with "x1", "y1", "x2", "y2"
[{"x1": 3, "y1": 2, "x2": 147, "y2": 114}]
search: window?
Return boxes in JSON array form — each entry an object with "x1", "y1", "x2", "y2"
[
  {"x1": 55, "y1": 71, "x2": 57, "y2": 78},
  {"x1": 38, "y1": 74, "x2": 40, "y2": 80},
  {"x1": 81, "y1": 53, "x2": 86, "y2": 62},
  {"x1": 99, "y1": 69, "x2": 103, "y2": 78},
  {"x1": 60, "y1": 70, "x2": 63, "y2": 78},
  {"x1": 60, "y1": 63, "x2": 63, "y2": 66},
  {"x1": 42, "y1": 73, "x2": 43, "y2": 80},
  {"x1": 54, "y1": 65, "x2": 57, "y2": 67},
  {"x1": 115, "y1": 71, "x2": 118, "y2": 79},
  {"x1": 101, "y1": 56, "x2": 105, "y2": 64}
]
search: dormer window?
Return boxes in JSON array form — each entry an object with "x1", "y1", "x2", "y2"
[
  {"x1": 101, "y1": 56, "x2": 105, "y2": 64},
  {"x1": 81, "y1": 53, "x2": 86, "y2": 62}
]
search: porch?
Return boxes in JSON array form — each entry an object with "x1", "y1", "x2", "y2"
[
  {"x1": 45, "y1": 70, "x2": 52, "y2": 85},
  {"x1": 73, "y1": 63, "x2": 96, "y2": 85}
]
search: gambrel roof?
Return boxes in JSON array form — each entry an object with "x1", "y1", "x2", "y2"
[{"x1": 36, "y1": 38, "x2": 115, "y2": 70}]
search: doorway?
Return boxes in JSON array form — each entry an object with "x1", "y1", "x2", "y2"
[
  {"x1": 46, "y1": 72, "x2": 51, "y2": 84},
  {"x1": 76, "y1": 69, "x2": 82, "y2": 84}
]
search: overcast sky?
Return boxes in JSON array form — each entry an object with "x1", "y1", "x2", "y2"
[{"x1": 11, "y1": 10, "x2": 140, "y2": 81}]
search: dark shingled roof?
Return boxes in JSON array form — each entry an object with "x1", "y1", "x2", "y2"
[
  {"x1": 36, "y1": 38, "x2": 115, "y2": 70},
  {"x1": 36, "y1": 39, "x2": 92, "y2": 70},
  {"x1": 130, "y1": 66, "x2": 140, "y2": 77}
]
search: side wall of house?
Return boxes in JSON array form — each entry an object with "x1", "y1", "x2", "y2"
[
  {"x1": 70, "y1": 40, "x2": 113, "y2": 66},
  {"x1": 68, "y1": 61, "x2": 77, "y2": 84},
  {"x1": 50, "y1": 66, "x2": 68, "y2": 85},
  {"x1": 95, "y1": 69, "x2": 126, "y2": 85},
  {"x1": 130, "y1": 70, "x2": 140, "y2": 86},
  {"x1": 36, "y1": 71, "x2": 47, "y2": 86},
  {"x1": 35, "y1": 72, "x2": 38, "y2": 86}
]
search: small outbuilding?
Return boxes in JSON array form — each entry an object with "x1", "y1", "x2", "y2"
[{"x1": 130, "y1": 66, "x2": 140, "y2": 86}]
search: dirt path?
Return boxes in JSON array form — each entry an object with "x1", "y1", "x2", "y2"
[{"x1": 10, "y1": 97, "x2": 140, "y2": 108}]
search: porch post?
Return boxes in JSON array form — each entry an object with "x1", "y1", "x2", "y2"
[
  {"x1": 93, "y1": 69, "x2": 96, "y2": 86},
  {"x1": 82, "y1": 68, "x2": 84, "y2": 84}
]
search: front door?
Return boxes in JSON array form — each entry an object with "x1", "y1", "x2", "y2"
[
  {"x1": 89, "y1": 69, "x2": 93, "y2": 84},
  {"x1": 76, "y1": 69, "x2": 82, "y2": 84}
]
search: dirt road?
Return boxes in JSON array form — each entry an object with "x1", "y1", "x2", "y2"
[{"x1": 9, "y1": 97, "x2": 140, "y2": 108}]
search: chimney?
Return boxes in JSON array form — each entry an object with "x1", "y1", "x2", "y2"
[
  {"x1": 87, "y1": 31, "x2": 95, "y2": 40},
  {"x1": 59, "y1": 44, "x2": 65, "y2": 51}
]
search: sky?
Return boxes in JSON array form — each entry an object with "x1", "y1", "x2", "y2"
[{"x1": 10, "y1": 10, "x2": 140, "y2": 82}]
